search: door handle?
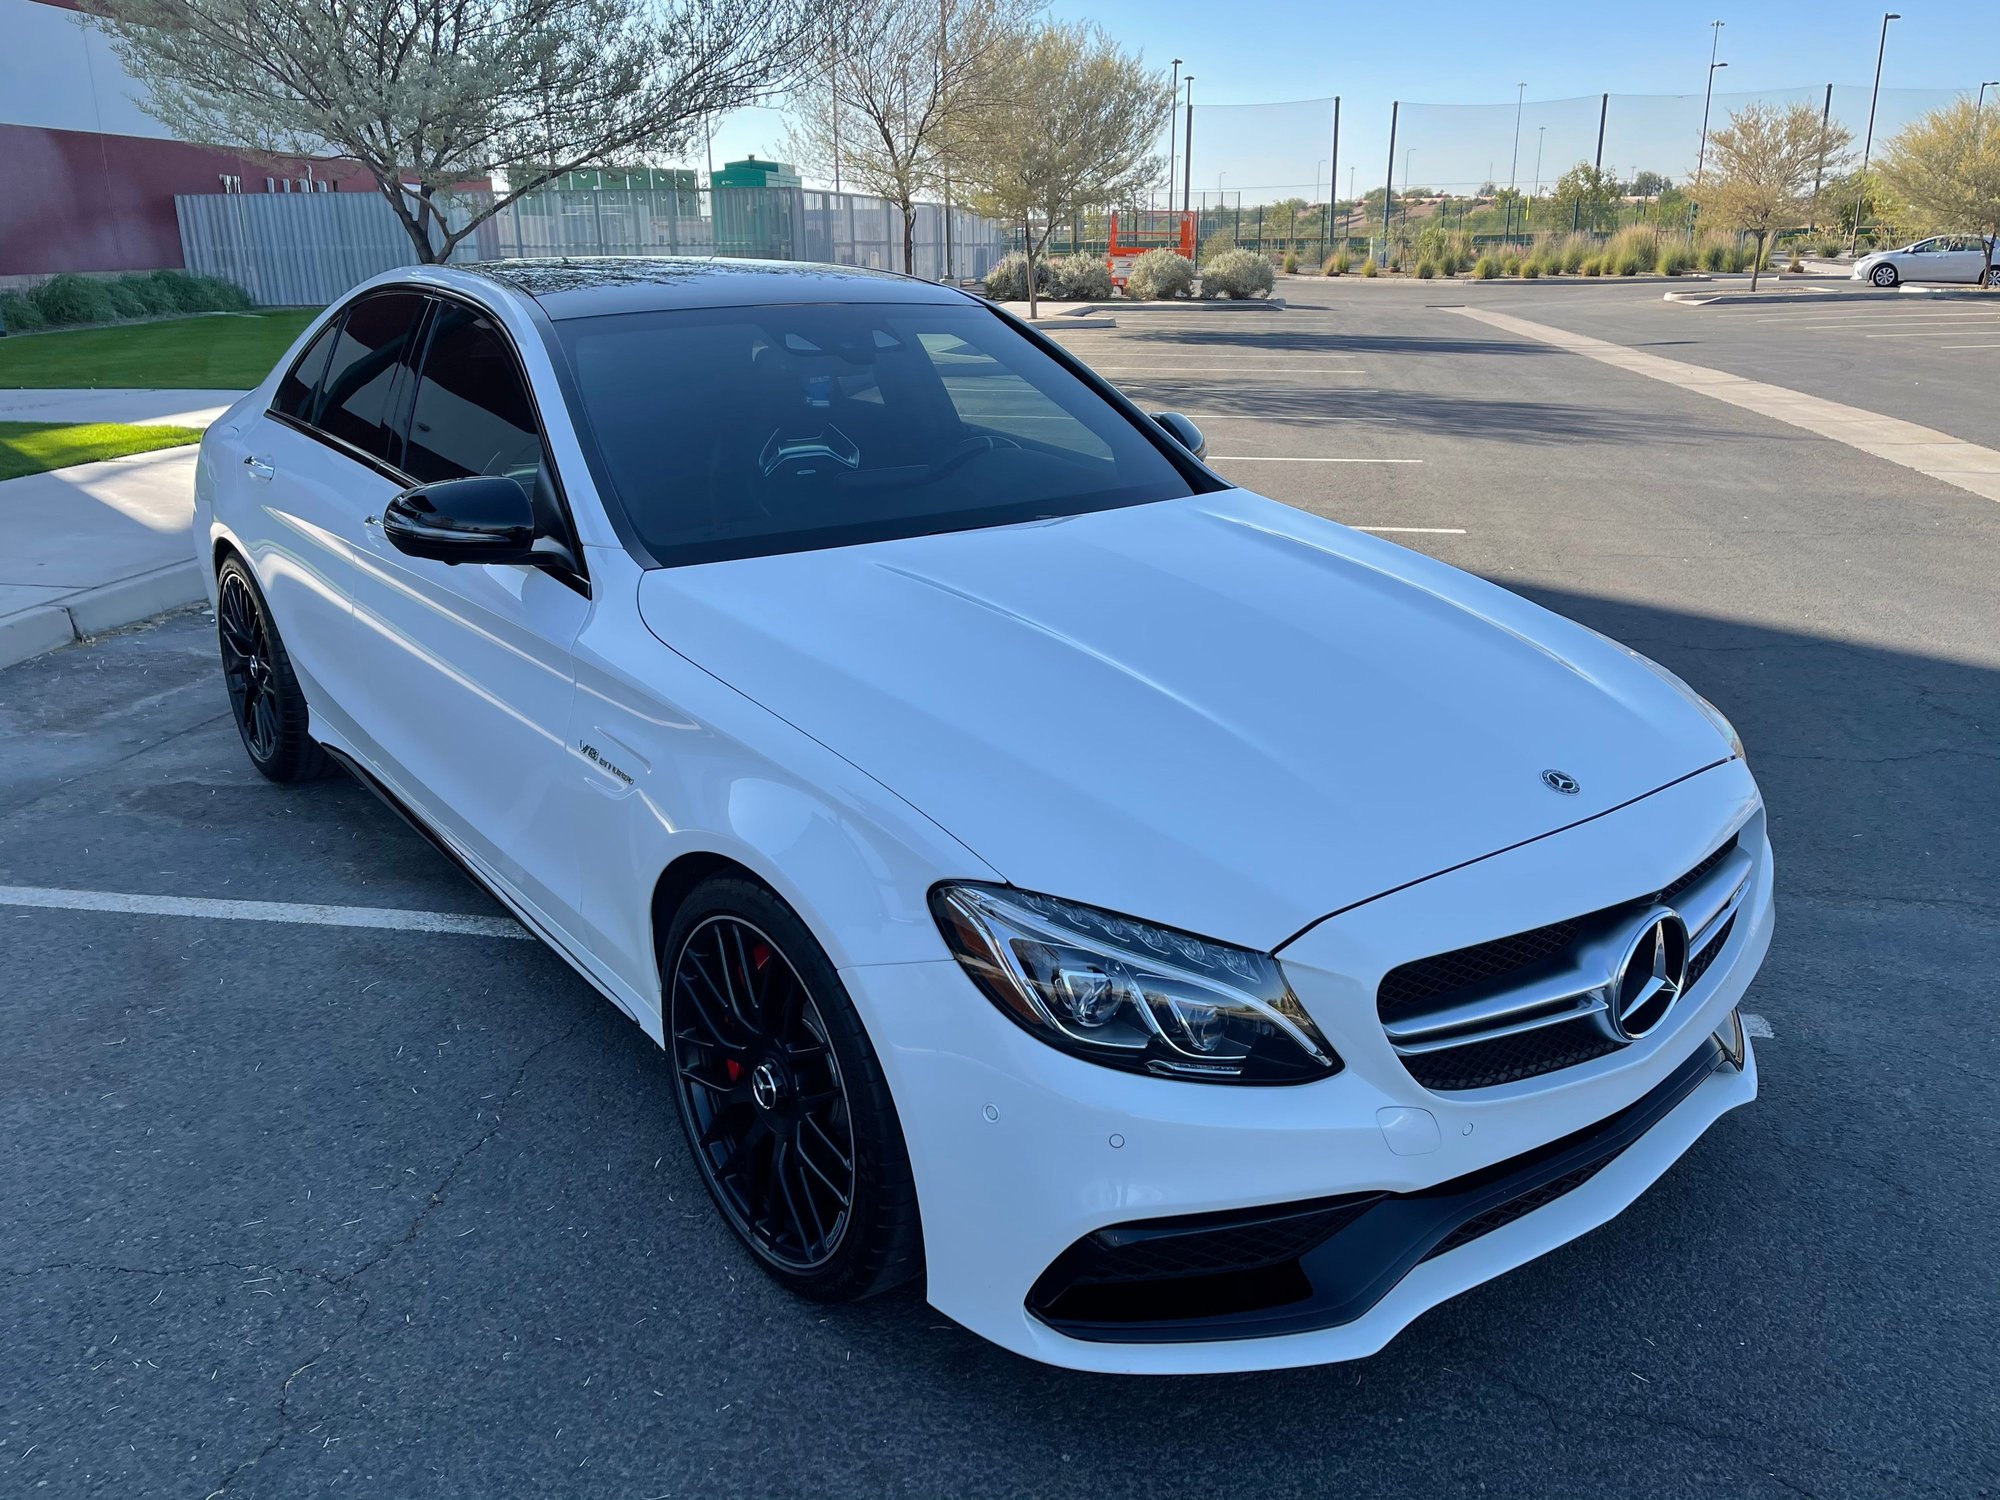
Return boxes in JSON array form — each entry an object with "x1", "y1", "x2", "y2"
[{"x1": 243, "y1": 456, "x2": 276, "y2": 481}]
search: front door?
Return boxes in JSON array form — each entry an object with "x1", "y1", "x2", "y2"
[{"x1": 340, "y1": 295, "x2": 590, "y2": 935}]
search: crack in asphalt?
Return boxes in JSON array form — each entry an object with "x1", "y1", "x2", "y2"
[{"x1": 191, "y1": 1018, "x2": 582, "y2": 1498}]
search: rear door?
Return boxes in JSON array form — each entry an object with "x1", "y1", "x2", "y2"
[{"x1": 340, "y1": 294, "x2": 590, "y2": 933}]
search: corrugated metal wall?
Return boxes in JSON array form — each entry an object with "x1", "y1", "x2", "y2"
[{"x1": 177, "y1": 186, "x2": 1013, "y2": 306}]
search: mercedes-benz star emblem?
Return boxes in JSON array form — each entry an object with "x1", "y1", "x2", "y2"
[
  {"x1": 1598, "y1": 909, "x2": 1691, "y2": 1042},
  {"x1": 749, "y1": 1061, "x2": 783, "y2": 1111},
  {"x1": 1541, "y1": 769, "x2": 1580, "y2": 795}
]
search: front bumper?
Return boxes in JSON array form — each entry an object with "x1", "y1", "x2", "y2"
[{"x1": 844, "y1": 763, "x2": 1771, "y2": 1373}]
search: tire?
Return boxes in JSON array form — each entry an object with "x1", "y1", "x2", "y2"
[
  {"x1": 215, "y1": 556, "x2": 327, "y2": 783},
  {"x1": 1871, "y1": 263, "x2": 1899, "y2": 287},
  {"x1": 663, "y1": 876, "x2": 922, "y2": 1302},
  {"x1": 1985, "y1": 265, "x2": 2000, "y2": 288}
]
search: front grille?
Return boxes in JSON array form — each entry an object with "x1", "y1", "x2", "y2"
[
  {"x1": 1403, "y1": 1016, "x2": 1623, "y2": 1091},
  {"x1": 1378, "y1": 918, "x2": 1581, "y2": 1023},
  {"x1": 1377, "y1": 836, "x2": 1748, "y2": 1092}
]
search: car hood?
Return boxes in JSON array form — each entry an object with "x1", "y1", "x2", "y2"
[{"x1": 636, "y1": 491, "x2": 1731, "y2": 950}]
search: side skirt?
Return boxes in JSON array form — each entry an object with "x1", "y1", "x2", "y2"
[{"x1": 320, "y1": 742, "x2": 655, "y2": 1036}]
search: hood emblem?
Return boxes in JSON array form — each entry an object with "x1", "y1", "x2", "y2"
[{"x1": 1541, "y1": 769, "x2": 1580, "y2": 795}]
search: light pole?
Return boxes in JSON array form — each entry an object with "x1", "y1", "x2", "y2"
[
  {"x1": 1980, "y1": 80, "x2": 2000, "y2": 149},
  {"x1": 1166, "y1": 59, "x2": 1182, "y2": 212},
  {"x1": 1508, "y1": 84, "x2": 1526, "y2": 238},
  {"x1": 1533, "y1": 125, "x2": 1546, "y2": 197},
  {"x1": 1696, "y1": 19, "x2": 1726, "y2": 193},
  {"x1": 1850, "y1": 12, "x2": 1901, "y2": 252},
  {"x1": 1182, "y1": 75, "x2": 1195, "y2": 217}
]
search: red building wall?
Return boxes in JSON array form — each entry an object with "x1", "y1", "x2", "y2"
[{"x1": 0, "y1": 123, "x2": 378, "y2": 277}]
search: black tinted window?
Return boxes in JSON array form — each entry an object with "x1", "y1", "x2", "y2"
[
  {"x1": 316, "y1": 292, "x2": 425, "y2": 462},
  {"x1": 557, "y1": 301, "x2": 1196, "y2": 566},
  {"x1": 405, "y1": 303, "x2": 544, "y2": 486},
  {"x1": 273, "y1": 318, "x2": 337, "y2": 421}
]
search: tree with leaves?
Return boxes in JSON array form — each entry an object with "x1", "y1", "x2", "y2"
[
  {"x1": 1703, "y1": 102, "x2": 1854, "y2": 291},
  {"x1": 786, "y1": 0, "x2": 1037, "y2": 275},
  {"x1": 954, "y1": 23, "x2": 1166, "y2": 318},
  {"x1": 1543, "y1": 162, "x2": 1618, "y2": 233},
  {"x1": 1877, "y1": 100, "x2": 2000, "y2": 287},
  {"x1": 94, "y1": 0, "x2": 826, "y2": 265}
]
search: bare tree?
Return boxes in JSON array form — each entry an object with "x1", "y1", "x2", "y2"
[
  {"x1": 93, "y1": 0, "x2": 827, "y2": 265},
  {"x1": 1877, "y1": 99, "x2": 2000, "y2": 288},
  {"x1": 956, "y1": 23, "x2": 1167, "y2": 318},
  {"x1": 1705, "y1": 102, "x2": 1854, "y2": 291},
  {"x1": 786, "y1": 0, "x2": 1037, "y2": 275}
]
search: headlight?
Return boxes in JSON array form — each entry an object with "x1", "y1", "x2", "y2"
[{"x1": 930, "y1": 884, "x2": 1341, "y2": 1084}]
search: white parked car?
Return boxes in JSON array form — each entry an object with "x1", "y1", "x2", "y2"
[
  {"x1": 193, "y1": 260, "x2": 1772, "y2": 1374},
  {"x1": 1852, "y1": 234, "x2": 2000, "y2": 287}
]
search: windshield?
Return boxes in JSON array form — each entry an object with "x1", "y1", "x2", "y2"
[{"x1": 553, "y1": 300, "x2": 1200, "y2": 566}]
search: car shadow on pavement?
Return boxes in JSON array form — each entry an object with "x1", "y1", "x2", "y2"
[{"x1": 2, "y1": 592, "x2": 1996, "y2": 1499}]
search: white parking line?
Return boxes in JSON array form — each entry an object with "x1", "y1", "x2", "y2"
[
  {"x1": 1210, "y1": 455, "x2": 1424, "y2": 464},
  {"x1": 0, "y1": 884, "x2": 531, "y2": 938},
  {"x1": 1743, "y1": 1013, "x2": 1775, "y2": 1039},
  {"x1": 1450, "y1": 305, "x2": 2000, "y2": 505},
  {"x1": 1939, "y1": 343, "x2": 2000, "y2": 349},
  {"x1": 1356, "y1": 526, "x2": 1467, "y2": 534},
  {"x1": 1169, "y1": 413, "x2": 1400, "y2": 423},
  {"x1": 1088, "y1": 366, "x2": 1370, "y2": 374}
]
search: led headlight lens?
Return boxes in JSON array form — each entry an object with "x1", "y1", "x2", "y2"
[{"x1": 930, "y1": 884, "x2": 1341, "y2": 1084}]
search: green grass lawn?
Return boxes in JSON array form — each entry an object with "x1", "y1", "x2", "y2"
[
  {"x1": 0, "y1": 421, "x2": 206, "y2": 481},
  {"x1": 0, "y1": 310, "x2": 315, "y2": 390}
]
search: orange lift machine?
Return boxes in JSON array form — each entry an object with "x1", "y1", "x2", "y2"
[{"x1": 1106, "y1": 211, "x2": 1196, "y2": 291}]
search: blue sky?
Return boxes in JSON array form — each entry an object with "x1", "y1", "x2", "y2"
[{"x1": 707, "y1": 1, "x2": 1994, "y2": 204}]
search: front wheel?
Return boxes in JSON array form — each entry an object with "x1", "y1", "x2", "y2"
[
  {"x1": 664, "y1": 876, "x2": 922, "y2": 1302},
  {"x1": 1985, "y1": 265, "x2": 2000, "y2": 288},
  {"x1": 1871, "y1": 263, "x2": 1899, "y2": 287},
  {"x1": 215, "y1": 557, "x2": 326, "y2": 782}
]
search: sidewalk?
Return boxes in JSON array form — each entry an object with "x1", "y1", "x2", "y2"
[
  {"x1": 0, "y1": 388, "x2": 244, "y2": 428},
  {"x1": 0, "y1": 388, "x2": 244, "y2": 669}
]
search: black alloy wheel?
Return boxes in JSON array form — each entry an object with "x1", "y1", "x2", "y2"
[
  {"x1": 215, "y1": 557, "x2": 325, "y2": 782},
  {"x1": 673, "y1": 914, "x2": 858, "y2": 1271},
  {"x1": 664, "y1": 878, "x2": 921, "y2": 1301}
]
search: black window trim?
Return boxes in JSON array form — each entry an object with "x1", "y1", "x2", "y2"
[
  {"x1": 266, "y1": 283, "x2": 589, "y2": 596},
  {"x1": 537, "y1": 287, "x2": 1229, "y2": 572}
]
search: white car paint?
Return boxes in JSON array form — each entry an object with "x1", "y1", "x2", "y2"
[
  {"x1": 193, "y1": 262, "x2": 1771, "y2": 1373},
  {"x1": 1852, "y1": 235, "x2": 2000, "y2": 287}
]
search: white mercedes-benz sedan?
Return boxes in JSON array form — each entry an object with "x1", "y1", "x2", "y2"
[
  {"x1": 1851, "y1": 234, "x2": 2000, "y2": 287},
  {"x1": 192, "y1": 258, "x2": 1772, "y2": 1374}
]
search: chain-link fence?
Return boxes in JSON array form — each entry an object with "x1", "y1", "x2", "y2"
[{"x1": 1120, "y1": 83, "x2": 1981, "y2": 266}]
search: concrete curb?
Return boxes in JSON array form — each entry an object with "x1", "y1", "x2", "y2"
[
  {"x1": 1665, "y1": 285, "x2": 1997, "y2": 308},
  {"x1": 0, "y1": 559, "x2": 205, "y2": 672}
]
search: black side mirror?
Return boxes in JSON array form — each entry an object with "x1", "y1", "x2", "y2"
[
  {"x1": 382, "y1": 476, "x2": 536, "y2": 566},
  {"x1": 1151, "y1": 412, "x2": 1207, "y2": 461}
]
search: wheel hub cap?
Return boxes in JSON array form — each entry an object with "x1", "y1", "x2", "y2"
[{"x1": 749, "y1": 1060, "x2": 784, "y2": 1111}]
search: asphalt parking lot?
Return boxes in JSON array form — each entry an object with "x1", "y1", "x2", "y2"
[{"x1": 5, "y1": 276, "x2": 1999, "y2": 1499}]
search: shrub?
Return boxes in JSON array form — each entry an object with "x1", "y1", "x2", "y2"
[
  {"x1": 122, "y1": 273, "x2": 184, "y2": 315},
  {"x1": 1612, "y1": 251, "x2": 1643, "y2": 276},
  {"x1": 1656, "y1": 243, "x2": 1697, "y2": 276},
  {"x1": 1473, "y1": 254, "x2": 1500, "y2": 280},
  {"x1": 1199, "y1": 247, "x2": 1275, "y2": 300},
  {"x1": 0, "y1": 290, "x2": 46, "y2": 332},
  {"x1": 1282, "y1": 250, "x2": 1299, "y2": 275},
  {"x1": 1047, "y1": 252, "x2": 1113, "y2": 301},
  {"x1": 1696, "y1": 240, "x2": 1729, "y2": 272},
  {"x1": 1414, "y1": 259, "x2": 1437, "y2": 279},
  {"x1": 1604, "y1": 225, "x2": 1663, "y2": 275},
  {"x1": 1126, "y1": 248, "x2": 1196, "y2": 300},
  {"x1": 189, "y1": 274, "x2": 253, "y2": 312},
  {"x1": 1521, "y1": 259, "x2": 1542, "y2": 279},
  {"x1": 1556, "y1": 234, "x2": 1591, "y2": 273},
  {"x1": 981, "y1": 251, "x2": 1046, "y2": 302},
  {"x1": 32, "y1": 273, "x2": 119, "y2": 326},
  {"x1": 1360, "y1": 256, "x2": 1379, "y2": 278},
  {"x1": 145, "y1": 270, "x2": 209, "y2": 312},
  {"x1": 1199, "y1": 228, "x2": 1237, "y2": 263},
  {"x1": 101, "y1": 278, "x2": 151, "y2": 319},
  {"x1": 1322, "y1": 251, "x2": 1349, "y2": 276},
  {"x1": 1501, "y1": 253, "x2": 1522, "y2": 276},
  {"x1": 1580, "y1": 255, "x2": 1602, "y2": 276}
]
